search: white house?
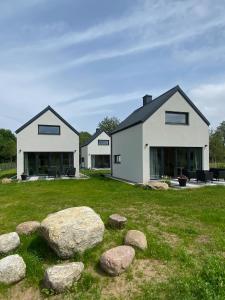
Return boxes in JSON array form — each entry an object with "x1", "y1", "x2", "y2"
[
  {"x1": 111, "y1": 85, "x2": 210, "y2": 184},
  {"x1": 15, "y1": 106, "x2": 80, "y2": 179},
  {"x1": 81, "y1": 129, "x2": 111, "y2": 169}
]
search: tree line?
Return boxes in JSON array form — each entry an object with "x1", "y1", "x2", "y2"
[{"x1": 1, "y1": 118, "x2": 224, "y2": 165}]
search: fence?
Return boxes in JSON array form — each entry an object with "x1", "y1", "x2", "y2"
[{"x1": 0, "y1": 162, "x2": 16, "y2": 171}]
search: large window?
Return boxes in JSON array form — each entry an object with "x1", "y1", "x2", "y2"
[
  {"x1": 114, "y1": 155, "x2": 121, "y2": 164},
  {"x1": 98, "y1": 139, "x2": 109, "y2": 145},
  {"x1": 38, "y1": 125, "x2": 60, "y2": 135},
  {"x1": 165, "y1": 111, "x2": 189, "y2": 125}
]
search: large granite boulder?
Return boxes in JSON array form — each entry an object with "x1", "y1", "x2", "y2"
[
  {"x1": 0, "y1": 232, "x2": 20, "y2": 254},
  {"x1": 148, "y1": 181, "x2": 169, "y2": 190},
  {"x1": 124, "y1": 230, "x2": 147, "y2": 250},
  {"x1": 39, "y1": 207, "x2": 105, "y2": 258},
  {"x1": 16, "y1": 221, "x2": 40, "y2": 235},
  {"x1": 108, "y1": 214, "x2": 127, "y2": 229},
  {"x1": 100, "y1": 245, "x2": 135, "y2": 276},
  {"x1": 43, "y1": 262, "x2": 84, "y2": 293},
  {"x1": 0, "y1": 255, "x2": 26, "y2": 284}
]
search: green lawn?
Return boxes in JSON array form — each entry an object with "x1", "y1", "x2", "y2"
[
  {"x1": 0, "y1": 168, "x2": 16, "y2": 180},
  {"x1": 0, "y1": 172, "x2": 225, "y2": 299}
]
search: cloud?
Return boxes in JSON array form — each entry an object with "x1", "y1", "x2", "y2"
[{"x1": 189, "y1": 82, "x2": 225, "y2": 127}]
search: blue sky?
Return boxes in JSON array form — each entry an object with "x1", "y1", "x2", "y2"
[{"x1": 0, "y1": 0, "x2": 225, "y2": 134}]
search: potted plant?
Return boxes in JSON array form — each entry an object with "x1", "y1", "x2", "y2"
[
  {"x1": 178, "y1": 175, "x2": 188, "y2": 187},
  {"x1": 21, "y1": 173, "x2": 28, "y2": 181}
]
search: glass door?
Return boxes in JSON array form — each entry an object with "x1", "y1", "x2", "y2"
[{"x1": 150, "y1": 147, "x2": 164, "y2": 179}]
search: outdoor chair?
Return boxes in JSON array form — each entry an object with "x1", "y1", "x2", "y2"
[
  {"x1": 66, "y1": 167, "x2": 76, "y2": 177},
  {"x1": 196, "y1": 170, "x2": 213, "y2": 183},
  {"x1": 48, "y1": 167, "x2": 57, "y2": 177},
  {"x1": 183, "y1": 169, "x2": 196, "y2": 181},
  {"x1": 210, "y1": 168, "x2": 225, "y2": 181}
]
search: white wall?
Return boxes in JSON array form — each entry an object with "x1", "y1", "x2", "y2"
[
  {"x1": 16, "y1": 110, "x2": 79, "y2": 178},
  {"x1": 81, "y1": 131, "x2": 111, "y2": 168},
  {"x1": 142, "y1": 91, "x2": 209, "y2": 183},
  {"x1": 112, "y1": 124, "x2": 143, "y2": 183}
]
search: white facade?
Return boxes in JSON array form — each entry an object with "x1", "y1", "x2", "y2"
[
  {"x1": 81, "y1": 131, "x2": 111, "y2": 169},
  {"x1": 112, "y1": 90, "x2": 209, "y2": 184},
  {"x1": 16, "y1": 107, "x2": 79, "y2": 179}
]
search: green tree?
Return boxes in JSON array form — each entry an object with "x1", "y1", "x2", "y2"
[
  {"x1": 217, "y1": 121, "x2": 225, "y2": 144},
  {"x1": 98, "y1": 116, "x2": 120, "y2": 133},
  {"x1": 0, "y1": 129, "x2": 16, "y2": 162},
  {"x1": 209, "y1": 129, "x2": 225, "y2": 164},
  {"x1": 79, "y1": 131, "x2": 91, "y2": 147}
]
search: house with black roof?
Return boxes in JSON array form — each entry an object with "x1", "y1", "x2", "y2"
[
  {"x1": 111, "y1": 85, "x2": 210, "y2": 183},
  {"x1": 81, "y1": 129, "x2": 111, "y2": 169},
  {"x1": 16, "y1": 106, "x2": 79, "y2": 179}
]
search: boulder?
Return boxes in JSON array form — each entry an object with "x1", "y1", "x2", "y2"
[
  {"x1": 1, "y1": 178, "x2": 12, "y2": 184},
  {"x1": 124, "y1": 230, "x2": 147, "y2": 250},
  {"x1": 39, "y1": 207, "x2": 105, "y2": 258},
  {"x1": 16, "y1": 221, "x2": 40, "y2": 235},
  {"x1": 43, "y1": 262, "x2": 84, "y2": 293},
  {"x1": 0, "y1": 232, "x2": 20, "y2": 254},
  {"x1": 108, "y1": 214, "x2": 127, "y2": 229},
  {"x1": 0, "y1": 255, "x2": 26, "y2": 284},
  {"x1": 100, "y1": 245, "x2": 135, "y2": 276},
  {"x1": 147, "y1": 181, "x2": 169, "y2": 190}
]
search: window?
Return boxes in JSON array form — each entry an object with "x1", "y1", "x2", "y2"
[
  {"x1": 38, "y1": 125, "x2": 60, "y2": 135},
  {"x1": 165, "y1": 112, "x2": 189, "y2": 125},
  {"x1": 81, "y1": 157, "x2": 84, "y2": 163},
  {"x1": 114, "y1": 155, "x2": 121, "y2": 164},
  {"x1": 98, "y1": 139, "x2": 109, "y2": 145}
]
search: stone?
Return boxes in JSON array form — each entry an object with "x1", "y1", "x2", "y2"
[
  {"x1": 124, "y1": 230, "x2": 147, "y2": 250},
  {"x1": 147, "y1": 181, "x2": 169, "y2": 190},
  {"x1": 108, "y1": 214, "x2": 127, "y2": 229},
  {"x1": 16, "y1": 221, "x2": 40, "y2": 235},
  {"x1": 0, "y1": 255, "x2": 26, "y2": 284},
  {"x1": 0, "y1": 232, "x2": 20, "y2": 254},
  {"x1": 40, "y1": 206, "x2": 105, "y2": 258},
  {"x1": 1, "y1": 178, "x2": 12, "y2": 184},
  {"x1": 43, "y1": 262, "x2": 84, "y2": 293},
  {"x1": 100, "y1": 245, "x2": 135, "y2": 276}
]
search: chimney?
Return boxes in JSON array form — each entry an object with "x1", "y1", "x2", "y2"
[{"x1": 143, "y1": 94, "x2": 152, "y2": 106}]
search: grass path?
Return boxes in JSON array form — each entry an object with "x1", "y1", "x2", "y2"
[{"x1": 0, "y1": 172, "x2": 225, "y2": 299}]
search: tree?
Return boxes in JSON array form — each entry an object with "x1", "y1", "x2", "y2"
[
  {"x1": 0, "y1": 129, "x2": 16, "y2": 162},
  {"x1": 79, "y1": 131, "x2": 91, "y2": 147},
  {"x1": 209, "y1": 129, "x2": 225, "y2": 164},
  {"x1": 217, "y1": 121, "x2": 225, "y2": 145},
  {"x1": 98, "y1": 116, "x2": 120, "y2": 133}
]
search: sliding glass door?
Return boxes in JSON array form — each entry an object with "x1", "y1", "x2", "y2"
[
  {"x1": 150, "y1": 147, "x2": 202, "y2": 179},
  {"x1": 24, "y1": 152, "x2": 74, "y2": 176}
]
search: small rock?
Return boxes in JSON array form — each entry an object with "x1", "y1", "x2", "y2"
[
  {"x1": 40, "y1": 206, "x2": 105, "y2": 258},
  {"x1": 147, "y1": 181, "x2": 169, "y2": 190},
  {"x1": 43, "y1": 262, "x2": 84, "y2": 293},
  {"x1": 108, "y1": 214, "x2": 127, "y2": 229},
  {"x1": 0, "y1": 254, "x2": 26, "y2": 284},
  {"x1": 124, "y1": 230, "x2": 147, "y2": 250},
  {"x1": 1, "y1": 178, "x2": 12, "y2": 184},
  {"x1": 0, "y1": 232, "x2": 20, "y2": 254},
  {"x1": 100, "y1": 245, "x2": 135, "y2": 276},
  {"x1": 16, "y1": 221, "x2": 40, "y2": 235}
]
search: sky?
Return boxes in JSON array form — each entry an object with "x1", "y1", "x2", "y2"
[{"x1": 0, "y1": 0, "x2": 225, "y2": 134}]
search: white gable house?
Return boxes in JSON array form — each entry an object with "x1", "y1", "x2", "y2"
[
  {"x1": 16, "y1": 106, "x2": 79, "y2": 179},
  {"x1": 111, "y1": 85, "x2": 210, "y2": 184},
  {"x1": 81, "y1": 129, "x2": 111, "y2": 169}
]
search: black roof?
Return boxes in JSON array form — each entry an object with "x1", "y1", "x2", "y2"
[
  {"x1": 111, "y1": 85, "x2": 210, "y2": 134},
  {"x1": 81, "y1": 129, "x2": 110, "y2": 147},
  {"x1": 15, "y1": 105, "x2": 79, "y2": 135}
]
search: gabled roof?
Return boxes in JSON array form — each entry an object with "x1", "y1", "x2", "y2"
[
  {"x1": 81, "y1": 129, "x2": 110, "y2": 147},
  {"x1": 111, "y1": 85, "x2": 210, "y2": 134},
  {"x1": 15, "y1": 105, "x2": 79, "y2": 135}
]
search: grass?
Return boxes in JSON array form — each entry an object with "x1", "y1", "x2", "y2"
[
  {"x1": 209, "y1": 162, "x2": 225, "y2": 169},
  {"x1": 0, "y1": 168, "x2": 16, "y2": 180},
  {"x1": 0, "y1": 171, "x2": 225, "y2": 299}
]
